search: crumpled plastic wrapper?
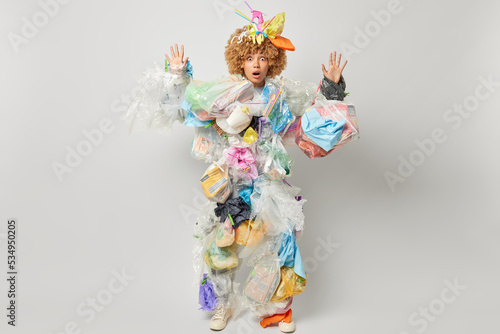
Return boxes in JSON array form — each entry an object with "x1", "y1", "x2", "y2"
[
  {"x1": 199, "y1": 274, "x2": 217, "y2": 311},
  {"x1": 214, "y1": 197, "x2": 251, "y2": 229},
  {"x1": 253, "y1": 297, "x2": 293, "y2": 319}
]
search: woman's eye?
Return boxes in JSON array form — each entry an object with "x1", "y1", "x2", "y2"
[
  {"x1": 247, "y1": 57, "x2": 252, "y2": 61},
  {"x1": 260, "y1": 57, "x2": 265, "y2": 61}
]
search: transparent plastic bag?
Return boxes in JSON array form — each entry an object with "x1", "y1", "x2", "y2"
[
  {"x1": 225, "y1": 146, "x2": 258, "y2": 182},
  {"x1": 256, "y1": 135, "x2": 293, "y2": 178},
  {"x1": 216, "y1": 217, "x2": 235, "y2": 247},
  {"x1": 262, "y1": 82, "x2": 293, "y2": 134},
  {"x1": 250, "y1": 175, "x2": 305, "y2": 235},
  {"x1": 243, "y1": 254, "x2": 281, "y2": 305},
  {"x1": 212, "y1": 80, "x2": 254, "y2": 117},
  {"x1": 280, "y1": 118, "x2": 300, "y2": 146},
  {"x1": 191, "y1": 126, "x2": 227, "y2": 163},
  {"x1": 124, "y1": 61, "x2": 191, "y2": 136},
  {"x1": 193, "y1": 201, "x2": 218, "y2": 239},
  {"x1": 295, "y1": 100, "x2": 359, "y2": 159},
  {"x1": 193, "y1": 228, "x2": 216, "y2": 285},
  {"x1": 253, "y1": 297, "x2": 293, "y2": 318},
  {"x1": 283, "y1": 78, "x2": 318, "y2": 116},
  {"x1": 184, "y1": 75, "x2": 253, "y2": 120},
  {"x1": 204, "y1": 239, "x2": 239, "y2": 271},
  {"x1": 210, "y1": 272, "x2": 234, "y2": 299},
  {"x1": 182, "y1": 80, "x2": 214, "y2": 121}
]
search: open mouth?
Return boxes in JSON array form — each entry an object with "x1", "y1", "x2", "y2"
[{"x1": 252, "y1": 71, "x2": 261, "y2": 79}]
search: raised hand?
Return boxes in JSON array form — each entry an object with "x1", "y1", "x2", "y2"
[
  {"x1": 165, "y1": 44, "x2": 189, "y2": 72},
  {"x1": 321, "y1": 51, "x2": 347, "y2": 84}
]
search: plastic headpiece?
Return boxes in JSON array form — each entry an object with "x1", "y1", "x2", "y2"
[{"x1": 235, "y1": 2, "x2": 295, "y2": 51}]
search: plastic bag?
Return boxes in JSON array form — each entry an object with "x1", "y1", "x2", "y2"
[
  {"x1": 250, "y1": 175, "x2": 306, "y2": 235},
  {"x1": 253, "y1": 297, "x2": 293, "y2": 319},
  {"x1": 191, "y1": 126, "x2": 227, "y2": 163},
  {"x1": 243, "y1": 127, "x2": 259, "y2": 144},
  {"x1": 235, "y1": 218, "x2": 266, "y2": 248},
  {"x1": 277, "y1": 231, "x2": 306, "y2": 279},
  {"x1": 212, "y1": 80, "x2": 254, "y2": 117},
  {"x1": 225, "y1": 146, "x2": 258, "y2": 181},
  {"x1": 200, "y1": 160, "x2": 232, "y2": 203},
  {"x1": 262, "y1": 84, "x2": 293, "y2": 134},
  {"x1": 204, "y1": 239, "x2": 239, "y2": 271},
  {"x1": 243, "y1": 255, "x2": 281, "y2": 305},
  {"x1": 256, "y1": 135, "x2": 293, "y2": 178},
  {"x1": 214, "y1": 197, "x2": 251, "y2": 229},
  {"x1": 184, "y1": 75, "x2": 252, "y2": 120},
  {"x1": 182, "y1": 83, "x2": 214, "y2": 121},
  {"x1": 193, "y1": 201, "x2": 218, "y2": 239},
  {"x1": 210, "y1": 272, "x2": 234, "y2": 299},
  {"x1": 199, "y1": 274, "x2": 217, "y2": 311},
  {"x1": 216, "y1": 217, "x2": 235, "y2": 247},
  {"x1": 270, "y1": 266, "x2": 307, "y2": 302},
  {"x1": 192, "y1": 126, "x2": 216, "y2": 162},
  {"x1": 280, "y1": 118, "x2": 300, "y2": 146},
  {"x1": 283, "y1": 78, "x2": 318, "y2": 116},
  {"x1": 295, "y1": 100, "x2": 359, "y2": 159}
]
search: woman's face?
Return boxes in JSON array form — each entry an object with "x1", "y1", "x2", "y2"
[{"x1": 242, "y1": 51, "x2": 269, "y2": 87}]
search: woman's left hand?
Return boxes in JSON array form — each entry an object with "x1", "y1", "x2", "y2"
[{"x1": 322, "y1": 51, "x2": 347, "y2": 83}]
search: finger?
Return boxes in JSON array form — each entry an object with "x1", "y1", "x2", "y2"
[
  {"x1": 175, "y1": 44, "x2": 180, "y2": 57},
  {"x1": 170, "y1": 46, "x2": 175, "y2": 58},
  {"x1": 165, "y1": 54, "x2": 171, "y2": 63},
  {"x1": 184, "y1": 56, "x2": 190, "y2": 66},
  {"x1": 180, "y1": 45, "x2": 185, "y2": 62},
  {"x1": 340, "y1": 60, "x2": 348, "y2": 71},
  {"x1": 329, "y1": 52, "x2": 334, "y2": 67},
  {"x1": 337, "y1": 53, "x2": 342, "y2": 67},
  {"x1": 321, "y1": 64, "x2": 328, "y2": 76}
]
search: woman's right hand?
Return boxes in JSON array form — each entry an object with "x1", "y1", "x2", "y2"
[{"x1": 165, "y1": 44, "x2": 189, "y2": 73}]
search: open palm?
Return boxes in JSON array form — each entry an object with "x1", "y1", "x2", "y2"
[
  {"x1": 322, "y1": 51, "x2": 347, "y2": 84},
  {"x1": 165, "y1": 44, "x2": 189, "y2": 71}
]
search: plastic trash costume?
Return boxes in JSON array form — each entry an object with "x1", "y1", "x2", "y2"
[{"x1": 124, "y1": 8, "x2": 359, "y2": 332}]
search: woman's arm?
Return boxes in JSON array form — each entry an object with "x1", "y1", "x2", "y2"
[
  {"x1": 123, "y1": 44, "x2": 192, "y2": 135},
  {"x1": 320, "y1": 51, "x2": 348, "y2": 101}
]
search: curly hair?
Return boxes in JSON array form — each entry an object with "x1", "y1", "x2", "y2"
[{"x1": 224, "y1": 26, "x2": 287, "y2": 78}]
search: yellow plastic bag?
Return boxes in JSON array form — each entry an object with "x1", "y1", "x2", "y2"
[
  {"x1": 270, "y1": 266, "x2": 307, "y2": 302},
  {"x1": 235, "y1": 219, "x2": 266, "y2": 248},
  {"x1": 243, "y1": 126, "x2": 258, "y2": 144}
]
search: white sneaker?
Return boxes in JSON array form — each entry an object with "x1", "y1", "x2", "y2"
[
  {"x1": 279, "y1": 320, "x2": 296, "y2": 333},
  {"x1": 209, "y1": 303, "x2": 232, "y2": 331}
]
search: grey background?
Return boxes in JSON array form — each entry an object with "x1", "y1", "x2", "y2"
[{"x1": 1, "y1": 0, "x2": 499, "y2": 333}]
